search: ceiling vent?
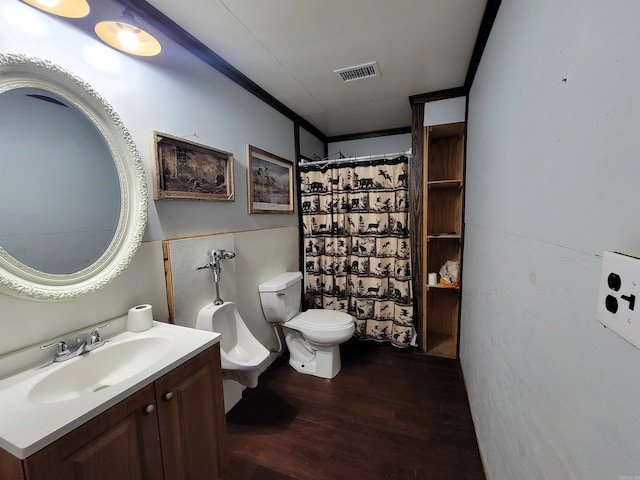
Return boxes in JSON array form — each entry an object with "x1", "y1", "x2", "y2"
[{"x1": 334, "y1": 62, "x2": 380, "y2": 82}]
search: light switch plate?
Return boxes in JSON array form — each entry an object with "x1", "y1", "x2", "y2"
[{"x1": 597, "y1": 251, "x2": 640, "y2": 349}]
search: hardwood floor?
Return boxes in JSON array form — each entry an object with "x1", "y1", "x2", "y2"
[{"x1": 226, "y1": 339, "x2": 485, "y2": 480}]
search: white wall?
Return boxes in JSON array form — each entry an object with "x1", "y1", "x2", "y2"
[
  {"x1": 0, "y1": 0, "x2": 312, "y2": 358},
  {"x1": 424, "y1": 96, "x2": 466, "y2": 126},
  {"x1": 462, "y1": 1, "x2": 640, "y2": 478},
  {"x1": 1, "y1": 241, "x2": 169, "y2": 358}
]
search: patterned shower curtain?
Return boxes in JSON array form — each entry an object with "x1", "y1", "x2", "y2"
[{"x1": 299, "y1": 155, "x2": 414, "y2": 348}]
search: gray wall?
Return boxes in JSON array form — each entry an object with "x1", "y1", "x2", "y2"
[
  {"x1": 0, "y1": 0, "x2": 318, "y2": 356},
  {"x1": 300, "y1": 126, "x2": 325, "y2": 159},
  {"x1": 462, "y1": 1, "x2": 640, "y2": 478},
  {"x1": 327, "y1": 133, "x2": 410, "y2": 158}
]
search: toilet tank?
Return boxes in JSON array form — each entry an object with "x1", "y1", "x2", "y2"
[{"x1": 259, "y1": 272, "x2": 303, "y2": 323}]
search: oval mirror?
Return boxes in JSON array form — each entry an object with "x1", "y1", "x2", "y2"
[{"x1": 0, "y1": 54, "x2": 148, "y2": 301}]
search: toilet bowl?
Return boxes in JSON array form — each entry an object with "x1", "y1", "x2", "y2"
[
  {"x1": 259, "y1": 272, "x2": 355, "y2": 379},
  {"x1": 196, "y1": 301, "x2": 269, "y2": 388}
]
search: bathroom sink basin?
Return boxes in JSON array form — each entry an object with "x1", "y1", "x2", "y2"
[
  {"x1": 29, "y1": 337, "x2": 172, "y2": 404},
  {"x1": 0, "y1": 321, "x2": 221, "y2": 459}
]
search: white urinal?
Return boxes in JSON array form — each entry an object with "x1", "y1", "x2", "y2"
[{"x1": 196, "y1": 301, "x2": 269, "y2": 388}]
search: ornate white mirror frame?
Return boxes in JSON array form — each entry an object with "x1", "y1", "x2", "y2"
[{"x1": 0, "y1": 53, "x2": 148, "y2": 301}]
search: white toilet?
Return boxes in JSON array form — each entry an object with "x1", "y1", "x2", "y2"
[
  {"x1": 196, "y1": 301, "x2": 270, "y2": 388},
  {"x1": 259, "y1": 272, "x2": 355, "y2": 379}
]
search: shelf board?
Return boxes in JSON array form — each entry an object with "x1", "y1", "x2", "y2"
[
  {"x1": 425, "y1": 333, "x2": 457, "y2": 359},
  {"x1": 427, "y1": 180, "x2": 463, "y2": 189},
  {"x1": 428, "y1": 122, "x2": 465, "y2": 139},
  {"x1": 425, "y1": 284, "x2": 460, "y2": 291},
  {"x1": 427, "y1": 234, "x2": 461, "y2": 240}
]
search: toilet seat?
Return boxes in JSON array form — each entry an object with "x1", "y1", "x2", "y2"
[
  {"x1": 285, "y1": 309, "x2": 354, "y2": 346},
  {"x1": 288, "y1": 310, "x2": 353, "y2": 330}
]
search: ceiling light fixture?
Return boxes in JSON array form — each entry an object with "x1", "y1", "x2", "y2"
[
  {"x1": 94, "y1": 9, "x2": 161, "y2": 57},
  {"x1": 20, "y1": 0, "x2": 90, "y2": 18}
]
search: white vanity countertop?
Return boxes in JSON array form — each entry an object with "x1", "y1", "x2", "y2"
[{"x1": 0, "y1": 321, "x2": 220, "y2": 459}]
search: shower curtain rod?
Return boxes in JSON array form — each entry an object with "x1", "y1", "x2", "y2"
[{"x1": 298, "y1": 150, "x2": 411, "y2": 167}]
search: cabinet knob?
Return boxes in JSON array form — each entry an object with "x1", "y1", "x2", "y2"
[
  {"x1": 163, "y1": 391, "x2": 174, "y2": 401},
  {"x1": 144, "y1": 404, "x2": 155, "y2": 415}
]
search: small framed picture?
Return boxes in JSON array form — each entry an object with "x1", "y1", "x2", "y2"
[
  {"x1": 246, "y1": 145, "x2": 294, "y2": 214},
  {"x1": 154, "y1": 132, "x2": 234, "y2": 201}
]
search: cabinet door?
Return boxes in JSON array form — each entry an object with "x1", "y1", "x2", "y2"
[
  {"x1": 0, "y1": 447, "x2": 23, "y2": 480},
  {"x1": 24, "y1": 384, "x2": 163, "y2": 480},
  {"x1": 155, "y1": 345, "x2": 227, "y2": 480}
]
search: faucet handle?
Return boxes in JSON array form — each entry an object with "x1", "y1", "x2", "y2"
[
  {"x1": 41, "y1": 340, "x2": 70, "y2": 358},
  {"x1": 86, "y1": 322, "x2": 111, "y2": 350}
]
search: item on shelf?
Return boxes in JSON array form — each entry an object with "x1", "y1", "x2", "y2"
[
  {"x1": 439, "y1": 260, "x2": 460, "y2": 288},
  {"x1": 428, "y1": 272, "x2": 438, "y2": 285}
]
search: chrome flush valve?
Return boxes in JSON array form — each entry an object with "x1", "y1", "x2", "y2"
[
  {"x1": 197, "y1": 249, "x2": 236, "y2": 305},
  {"x1": 210, "y1": 249, "x2": 236, "y2": 263}
]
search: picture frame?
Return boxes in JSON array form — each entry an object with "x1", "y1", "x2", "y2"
[
  {"x1": 246, "y1": 145, "x2": 294, "y2": 214},
  {"x1": 153, "y1": 131, "x2": 234, "y2": 201}
]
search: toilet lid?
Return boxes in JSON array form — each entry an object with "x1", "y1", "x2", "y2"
[{"x1": 289, "y1": 310, "x2": 354, "y2": 330}]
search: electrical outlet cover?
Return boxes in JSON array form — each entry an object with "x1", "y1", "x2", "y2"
[{"x1": 596, "y1": 251, "x2": 640, "y2": 349}]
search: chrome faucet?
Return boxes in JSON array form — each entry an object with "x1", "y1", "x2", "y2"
[
  {"x1": 85, "y1": 323, "x2": 111, "y2": 352},
  {"x1": 41, "y1": 323, "x2": 111, "y2": 362}
]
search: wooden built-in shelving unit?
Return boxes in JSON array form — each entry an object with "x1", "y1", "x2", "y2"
[{"x1": 420, "y1": 122, "x2": 465, "y2": 358}]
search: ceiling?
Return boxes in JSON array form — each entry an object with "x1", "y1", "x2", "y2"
[{"x1": 140, "y1": 0, "x2": 489, "y2": 138}]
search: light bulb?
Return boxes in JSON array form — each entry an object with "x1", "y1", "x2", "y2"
[
  {"x1": 94, "y1": 10, "x2": 161, "y2": 57},
  {"x1": 117, "y1": 28, "x2": 140, "y2": 51}
]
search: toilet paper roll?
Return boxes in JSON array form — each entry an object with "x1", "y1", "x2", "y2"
[
  {"x1": 127, "y1": 304, "x2": 153, "y2": 332},
  {"x1": 428, "y1": 272, "x2": 438, "y2": 286}
]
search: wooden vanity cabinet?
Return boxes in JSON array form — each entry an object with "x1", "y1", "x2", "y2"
[
  {"x1": 3, "y1": 344, "x2": 226, "y2": 480},
  {"x1": 155, "y1": 343, "x2": 227, "y2": 479},
  {"x1": 23, "y1": 384, "x2": 164, "y2": 480}
]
